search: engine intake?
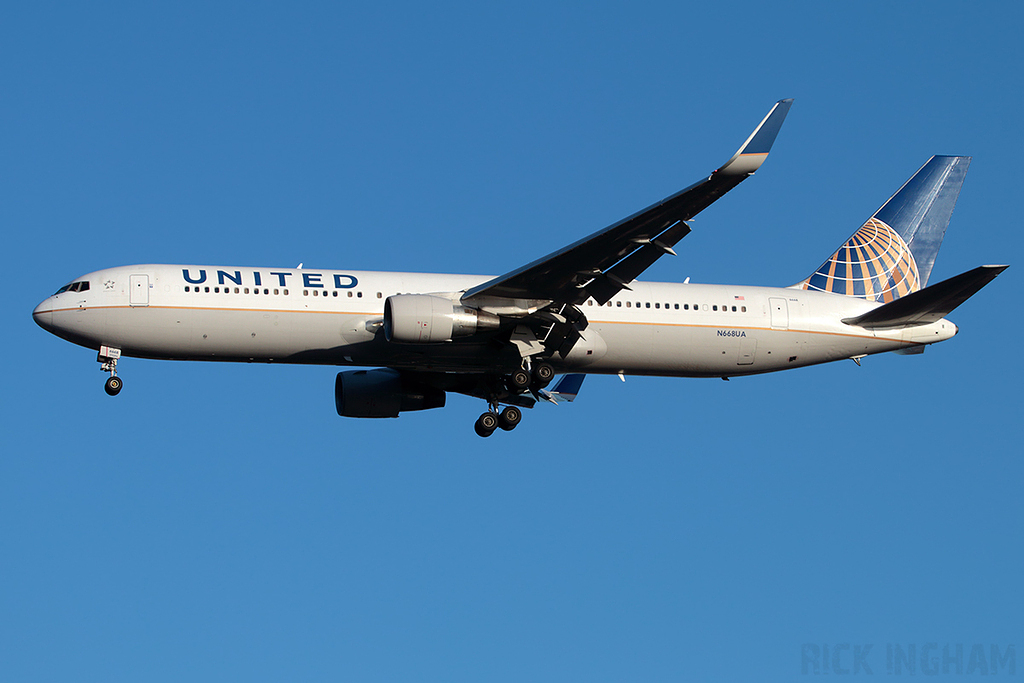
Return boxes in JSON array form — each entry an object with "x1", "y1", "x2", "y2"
[
  {"x1": 383, "y1": 294, "x2": 499, "y2": 343},
  {"x1": 335, "y1": 369, "x2": 446, "y2": 418}
]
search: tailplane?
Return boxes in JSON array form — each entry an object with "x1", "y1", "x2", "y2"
[
  {"x1": 796, "y1": 156, "x2": 971, "y2": 302},
  {"x1": 842, "y1": 265, "x2": 1007, "y2": 329}
]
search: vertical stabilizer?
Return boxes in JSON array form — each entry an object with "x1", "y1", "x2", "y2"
[{"x1": 797, "y1": 156, "x2": 970, "y2": 302}]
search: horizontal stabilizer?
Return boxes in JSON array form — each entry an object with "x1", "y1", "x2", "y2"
[
  {"x1": 842, "y1": 265, "x2": 1007, "y2": 329},
  {"x1": 538, "y1": 373, "x2": 586, "y2": 403}
]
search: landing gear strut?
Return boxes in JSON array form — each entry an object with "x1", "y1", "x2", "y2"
[{"x1": 98, "y1": 345, "x2": 122, "y2": 396}]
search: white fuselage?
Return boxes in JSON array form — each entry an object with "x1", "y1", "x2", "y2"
[{"x1": 32, "y1": 264, "x2": 958, "y2": 378}]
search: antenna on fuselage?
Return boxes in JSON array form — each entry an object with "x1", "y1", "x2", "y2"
[{"x1": 297, "y1": 263, "x2": 303, "y2": 269}]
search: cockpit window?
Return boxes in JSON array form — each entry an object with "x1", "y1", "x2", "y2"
[{"x1": 54, "y1": 281, "x2": 90, "y2": 295}]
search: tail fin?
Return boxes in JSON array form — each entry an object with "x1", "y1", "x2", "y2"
[{"x1": 796, "y1": 156, "x2": 971, "y2": 302}]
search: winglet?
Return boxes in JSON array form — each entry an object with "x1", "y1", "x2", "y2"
[{"x1": 716, "y1": 98, "x2": 794, "y2": 177}]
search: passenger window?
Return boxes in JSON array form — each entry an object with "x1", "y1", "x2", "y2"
[
  {"x1": 204, "y1": 287, "x2": 210, "y2": 293},
  {"x1": 214, "y1": 287, "x2": 220, "y2": 293},
  {"x1": 713, "y1": 305, "x2": 718, "y2": 311},
  {"x1": 283, "y1": 289, "x2": 289, "y2": 295},
  {"x1": 348, "y1": 291, "x2": 353, "y2": 297},
  {"x1": 303, "y1": 290, "x2": 309, "y2": 296},
  {"x1": 357, "y1": 292, "x2": 363, "y2": 298},
  {"x1": 235, "y1": 287, "x2": 240, "y2": 293},
  {"x1": 274, "y1": 289, "x2": 279, "y2": 295},
  {"x1": 377, "y1": 292, "x2": 382, "y2": 299},
  {"x1": 616, "y1": 301, "x2": 621, "y2": 307},
  {"x1": 645, "y1": 302, "x2": 650, "y2": 309},
  {"x1": 683, "y1": 304, "x2": 688, "y2": 310},
  {"x1": 333, "y1": 291, "x2": 338, "y2": 297},
  {"x1": 626, "y1": 302, "x2": 631, "y2": 308},
  {"x1": 674, "y1": 304, "x2": 679, "y2": 309},
  {"x1": 655, "y1": 303, "x2": 660, "y2": 309},
  {"x1": 741, "y1": 306, "x2": 747, "y2": 312},
  {"x1": 732, "y1": 306, "x2": 737, "y2": 312},
  {"x1": 185, "y1": 286, "x2": 190, "y2": 292},
  {"x1": 244, "y1": 288, "x2": 250, "y2": 294}
]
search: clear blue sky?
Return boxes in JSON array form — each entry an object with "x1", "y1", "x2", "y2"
[{"x1": 3, "y1": 2, "x2": 1021, "y2": 680}]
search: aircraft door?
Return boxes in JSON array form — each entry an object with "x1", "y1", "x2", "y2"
[
  {"x1": 769, "y1": 297, "x2": 788, "y2": 330},
  {"x1": 770, "y1": 299, "x2": 790, "y2": 331},
  {"x1": 129, "y1": 274, "x2": 150, "y2": 306}
]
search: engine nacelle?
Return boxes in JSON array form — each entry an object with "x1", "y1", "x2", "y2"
[
  {"x1": 383, "y1": 294, "x2": 499, "y2": 343},
  {"x1": 335, "y1": 369, "x2": 446, "y2": 418}
]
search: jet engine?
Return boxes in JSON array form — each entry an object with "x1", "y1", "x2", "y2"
[
  {"x1": 383, "y1": 294, "x2": 499, "y2": 343},
  {"x1": 335, "y1": 368, "x2": 446, "y2": 418}
]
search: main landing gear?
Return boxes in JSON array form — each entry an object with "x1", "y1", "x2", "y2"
[
  {"x1": 98, "y1": 345, "x2": 123, "y2": 396},
  {"x1": 473, "y1": 361, "x2": 553, "y2": 437},
  {"x1": 474, "y1": 405, "x2": 522, "y2": 438}
]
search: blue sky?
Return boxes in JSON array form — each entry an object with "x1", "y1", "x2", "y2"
[{"x1": 3, "y1": 2, "x2": 1021, "y2": 680}]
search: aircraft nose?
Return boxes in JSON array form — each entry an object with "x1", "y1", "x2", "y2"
[{"x1": 32, "y1": 298, "x2": 54, "y2": 332}]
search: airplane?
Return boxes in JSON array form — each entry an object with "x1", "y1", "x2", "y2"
[{"x1": 32, "y1": 99, "x2": 1007, "y2": 437}]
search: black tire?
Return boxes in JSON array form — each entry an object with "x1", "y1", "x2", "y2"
[
  {"x1": 498, "y1": 406, "x2": 522, "y2": 431},
  {"x1": 508, "y1": 369, "x2": 531, "y2": 391},
  {"x1": 104, "y1": 376, "x2": 123, "y2": 396},
  {"x1": 474, "y1": 412, "x2": 498, "y2": 437},
  {"x1": 532, "y1": 362, "x2": 555, "y2": 389}
]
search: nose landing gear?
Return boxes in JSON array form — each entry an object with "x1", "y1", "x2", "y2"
[
  {"x1": 98, "y1": 345, "x2": 122, "y2": 396},
  {"x1": 104, "y1": 376, "x2": 123, "y2": 396}
]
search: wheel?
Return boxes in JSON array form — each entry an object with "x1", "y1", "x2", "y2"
[
  {"x1": 104, "y1": 376, "x2": 123, "y2": 396},
  {"x1": 498, "y1": 406, "x2": 522, "y2": 431},
  {"x1": 507, "y1": 369, "x2": 531, "y2": 392},
  {"x1": 474, "y1": 412, "x2": 498, "y2": 437},
  {"x1": 532, "y1": 362, "x2": 555, "y2": 389}
]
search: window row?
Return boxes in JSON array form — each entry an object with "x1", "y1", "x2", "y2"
[
  {"x1": 183, "y1": 285, "x2": 386, "y2": 299},
  {"x1": 304, "y1": 290, "x2": 384, "y2": 298},
  {"x1": 186, "y1": 286, "x2": 290, "y2": 295},
  {"x1": 586, "y1": 299, "x2": 748, "y2": 313}
]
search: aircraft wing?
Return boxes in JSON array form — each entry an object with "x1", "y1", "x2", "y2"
[{"x1": 463, "y1": 99, "x2": 793, "y2": 307}]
